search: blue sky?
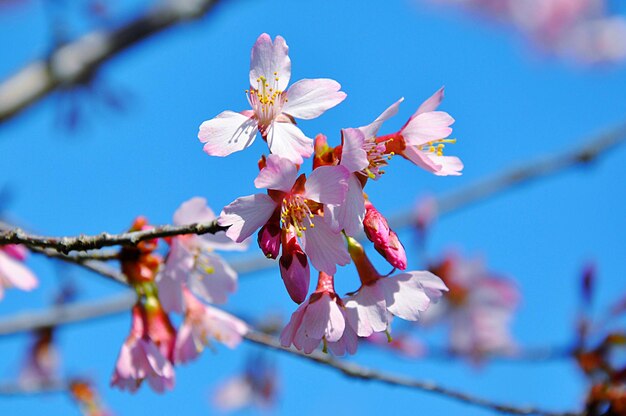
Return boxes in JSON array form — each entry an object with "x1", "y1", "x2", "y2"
[{"x1": 1, "y1": 0, "x2": 625, "y2": 415}]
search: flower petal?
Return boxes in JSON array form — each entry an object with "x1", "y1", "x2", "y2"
[
  {"x1": 0, "y1": 252, "x2": 38, "y2": 292},
  {"x1": 173, "y1": 197, "x2": 215, "y2": 226},
  {"x1": 219, "y1": 194, "x2": 276, "y2": 243},
  {"x1": 282, "y1": 79, "x2": 346, "y2": 120},
  {"x1": 344, "y1": 284, "x2": 389, "y2": 337},
  {"x1": 198, "y1": 111, "x2": 258, "y2": 157},
  {"x1": 300, "y1": 218, "x2": 350, "y2": 275},
  {"x1": 401, "y1": 111, "x2": 454, "y2": 146},
  {"x1": 359, "y1": 98, "x2": 404, "y2": 139},
  {"x1": 254, "y1": 154, "x2": 298, "y2": 192},
  {"x1": 266, "y1": 122, "x2": 313, "y2": 164},
  {"x1": 280, "y1": 301, "x2": 308, "y2": 347},
  {"x1": 188, "y1": 252, "x2": 237, "y2": 304},
  {"x1": 401, "y1": 144, "x2": 441, "y2": 174},
  {"x1": 329, "y1": 174, "x2": 365, "y2": 236},
  {"x1": 249, "y1": 34, "x2": 291, "y2": 91},
  {"x1": 340, "y1": 128, "x2": 369, "y2": 173},
  {"x1": 429, "y1": 155, "x2": 464, "y2": 176},
  {"x1": 414, "y1": 87, "x2": 445, "y2": 116},
  {"x1": 304, "y1": 165, "x2": 349, "y2": 205}
]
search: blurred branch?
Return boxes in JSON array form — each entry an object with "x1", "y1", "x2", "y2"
[
  {"x1": 0, "y1": 379, "x2": 68, "y2": 395},
  {"x1": 390, "y1": 120, "x2": 626, "y2": 228},
  {"x1": 0, "y1": 302, "x2": 581, "y2": 416},
  {"x1": 0, "y1": 0, "x2": 223, "y2": 124}
]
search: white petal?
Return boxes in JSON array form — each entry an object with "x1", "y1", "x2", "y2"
[
  {"x1": 249, "y1": 34, "x2": 291, "y2": 91},
  {"x1": 401, "y1": 111, "x2": 454, "y2": 146},
  {"x1": 254, "y1": 154, "x2": 298, "y2": 192},
  {"x1": 344, "y1": 284, "x2": 389, "y2": 337},
  {"x1": 300, "y1": 218, "x2": 350, "y2": 275},
  {"x1": 198, "y1": 111, "x2": 258, "y2": 157},
  {"x1": 304, "y1": 165, "x2": 349, "y2": 205},
  {"x1": 219, "y1": 194, "x2": 276, "y2": 243},
  {"x1": 188, "y1": 252, "x2": 237, "y2": 304},
  {"x1": 282, "y1": 79, "x2": 346, "y2": 120},
  {"x1": 266, "y1": 122, "x2": 313, "y2": 164},
  {"x1": 340, "y1": 128, "x2": 369, "y2": 173}
]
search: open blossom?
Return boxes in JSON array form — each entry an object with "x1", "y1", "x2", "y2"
[
  {"x1": 157, "y1": 197, "x2": 246, "y2": 313},
  {"x1": 0, "y1": 244, "x2": 38, "y2": 300},
  {"x1": 425, "y1": 253, "x2": 519, "y2": 358},
  {"x1": 198, "y1": 33, "x2": 346, "y2": 164},
  {"x1": 219, "y1": 155, "x2": 351, "y2": 278},
  {"x1": 175, "y1": 288, "x2": 248, "y2": 364},
  {"x1": 280, "y1": 272, "x2": 357, "y2": 355},
  {"x1": 111, "y1": 303, "x2": 176, "y2": 393},
  {"x1": 343, "y1": 238, "x2": 447, "y2": 337}
]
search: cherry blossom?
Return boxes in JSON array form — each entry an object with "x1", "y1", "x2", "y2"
[
  {"x1": 111, "y1": 304, "x2": 175, "y2": 393},
  {"x1": 280, "y1": 272, "x2": 357, "y2": 355},
  {"x1": 198, "y1": 33, "x2": 346, "y2": 164},
  {"x1": 425, "y1": 254, "x2": 519, "y2": 358},
  {"x1": 175, "y1": 288, "x2": 248, "y2": 364},
  {"x1": 343, "y1": 238, "x2": 447, "y2": 337},
  {"x1": 219, "y1": 155, "x2": 351, "y2": 276},
  {"x1": 157, "y1": 197, "x2": 246, "y2": 313},
  {"x1": 362, "y1": 200, "x2": 407, "y2": 270},
  {"x1": 0, "y1": 244, "x2": 37, "y2": 300}
]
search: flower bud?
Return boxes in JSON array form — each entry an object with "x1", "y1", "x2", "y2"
[
  {"x1": 363, "y1": 201, "x2": 407, "y2": 270},
  {"x1": 279, "y1": 233, "x2": 310, "y2": 304},
  {"x1": 257, "y1": 223, "x2": 281, "y2": 259}
]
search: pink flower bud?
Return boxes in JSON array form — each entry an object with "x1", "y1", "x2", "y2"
[
  {"x1": 279, "y1": 233, "x2": 310, "y2": 304},
  {"x1": 363, "y1": 201, "x2": 407, "y2": 270},
  {"x1": 257, "y1": 223, "x2": 281, "y2": 259}
]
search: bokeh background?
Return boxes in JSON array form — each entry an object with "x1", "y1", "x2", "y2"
[{"x1": 1, "y1": 0, "x2": 625, "y2": 414}]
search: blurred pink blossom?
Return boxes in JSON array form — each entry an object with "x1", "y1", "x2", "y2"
[{"x1": 0, "y1": 244, "x2": 37, "y2": 300}]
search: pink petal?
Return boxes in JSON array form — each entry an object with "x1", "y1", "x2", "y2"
[
  {"x1": 300, "y1": 218, "x2": 350, "y2": 275},
  {"x1": 344, "y1": 284, "x2": 389, "y2": 337},
  {"x1": 187, "y1": 252, "x2": 237, "y2": 304},
  {"x1": 329, "y1": 174, "x2": 365, "y2": 236},
  {"x1": 173, "y1": 197, "x2": 216, "y2": 225},
  {"x1": 327, "y1": 314, "x2": 358, "y2": 356},
  {"x1": 359, "y1": 98, "x2": 404, "y2": 139},
  {"x1": 213, "y1": 376, "x2": 254, "y2": 411},
  {"x1": 219, "y1": 194, "x2": 277, "y2": 243},
  {"x1": 254, "y1": 154, "x2": 298, "y2": 192},
  {"x1": 282, "y1": 78, "x2": 346, "y2": 120},
  {"x1": 401, "y1": 111, "x2": 454, "y2": 146},
  {"x1": 280, "y1": 301, "x2": 308, "y2": 347},
  {"x1": 340, "y1": 128, "x2": 369, "y2": 173},
  {"x1": 173, "y1": 321, "x2": 200, "y2": 364},
  {"x1": 429, "y1": 155, "x2": 464, "y2": 176},
  {"x1": 156, "y1": 270, "x2": 185, "y2": 314},
  {"x1": 402, "y1": 145, "x2": 441, "y2": 174},
  {"x1": 0, "y1": 252, "x2": 38, "y2": 292},
  {"x1": 414, "y1": 87, "x2": 445, "y2": 116},
  {"x1": 198, "y1": 111, "x2": 258, "y2": 157},
  {"x1": 202, "y1": 305, "x2": 248, "y2": 348},
  {"x1": 380, "y1": 272, "x2": 446, "y2": 321},
  {"x1": 249, "y1": 34, "x2": 291, "y2": 91},
  {"x1": 304, "y1": 165, "x2": 349, "y2": 205},
  {"x1": 266, "y1": 122, "x2": 313, "y2": 164},
  {"x1": 299, "y1": 294, "x2": 345, "y2": 343}
]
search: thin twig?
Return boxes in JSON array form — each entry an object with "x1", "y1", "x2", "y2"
[
  {"x1": 0, "y1": 0, "x2": 223, "y2": 123},
  {"x1": 0, "y1": 300, "x2": 581, "y2": 416},
  {"x1": 0, "y1": 220, "x2": 226, "y2": 253},
  {"x1": 244, "y1": 330, "x2": 582, "y2": 416}
]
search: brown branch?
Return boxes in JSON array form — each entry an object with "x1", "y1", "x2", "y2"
[
  {"x1": 0, "y1": 0, "x2": 224, "y2": 123},
  {"x1": 0, "y1": 300, "x2": 581, "y2": 416},
  {"x1": 0, "y1": 220, "x2": 227, "y2": 254}
]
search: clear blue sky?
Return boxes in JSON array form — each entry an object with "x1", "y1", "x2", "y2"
[{"x1": 1, "y1": 0, "x2": 625, "y2": 415}]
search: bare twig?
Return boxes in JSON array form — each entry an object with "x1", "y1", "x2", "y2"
[
  {"x1": 0, "y1": 220, "x2": 226, "y2": 253},
  {"x1": 0, "y1": 0, "x2": 223, "y2": 123},
  {"x1": 0, "y1": 300, "x2": 581, "y2": 416}
]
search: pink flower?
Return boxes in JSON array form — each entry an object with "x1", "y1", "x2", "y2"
[
  {"x1": 111, "y1": 304, "x2": 175, "y2": 393},
  {"x1": 427, "y1": 254, "x2": 520, "y2": 358},
  {"x1": 157, "y1": 197, "x2": 246, "y2": 313},
  {"x1": 344, "y1": 238, "x2": 447, "y2": 337},
  {"x1": 0, "y1": 245, "x2": 38, "y2": 300},
  {"x1": 198, "y1": 33, "x2": 346, "y2": 164},
  {"x1": 280, "y1": 272, "x2": 357, "y2": 355},
  {"x1": 362, "y1": 200, "x2": 407, "y2": 270},
  {"x1": 219, "y1": 155, "x2": 351, "y2": 276},
  {"x1": 394, "y1": 88, "x2": 462, "y2": 176},
  {"x1": 175, "y1": 289, "x2": 248, "y2": 364}
]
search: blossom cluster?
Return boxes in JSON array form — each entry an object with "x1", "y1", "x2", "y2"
[
  {"x1": 198, "y1": 33, "x2": 462, "y2": 356},
  {"x1": 429, "y1": 0, "x2": 626, "y2": 64}
]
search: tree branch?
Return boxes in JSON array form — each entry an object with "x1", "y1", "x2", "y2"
[
  {"x1": 0, "y1": 299, "x2": 581, "y2": 416},
  {"x1": 0, "y1": 0, "x2": 224, "y2": 124}
]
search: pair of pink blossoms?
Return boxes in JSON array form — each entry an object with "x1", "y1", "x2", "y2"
[{"x1": 111, "y1": 198, "x2": 248, "y2": 392}]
